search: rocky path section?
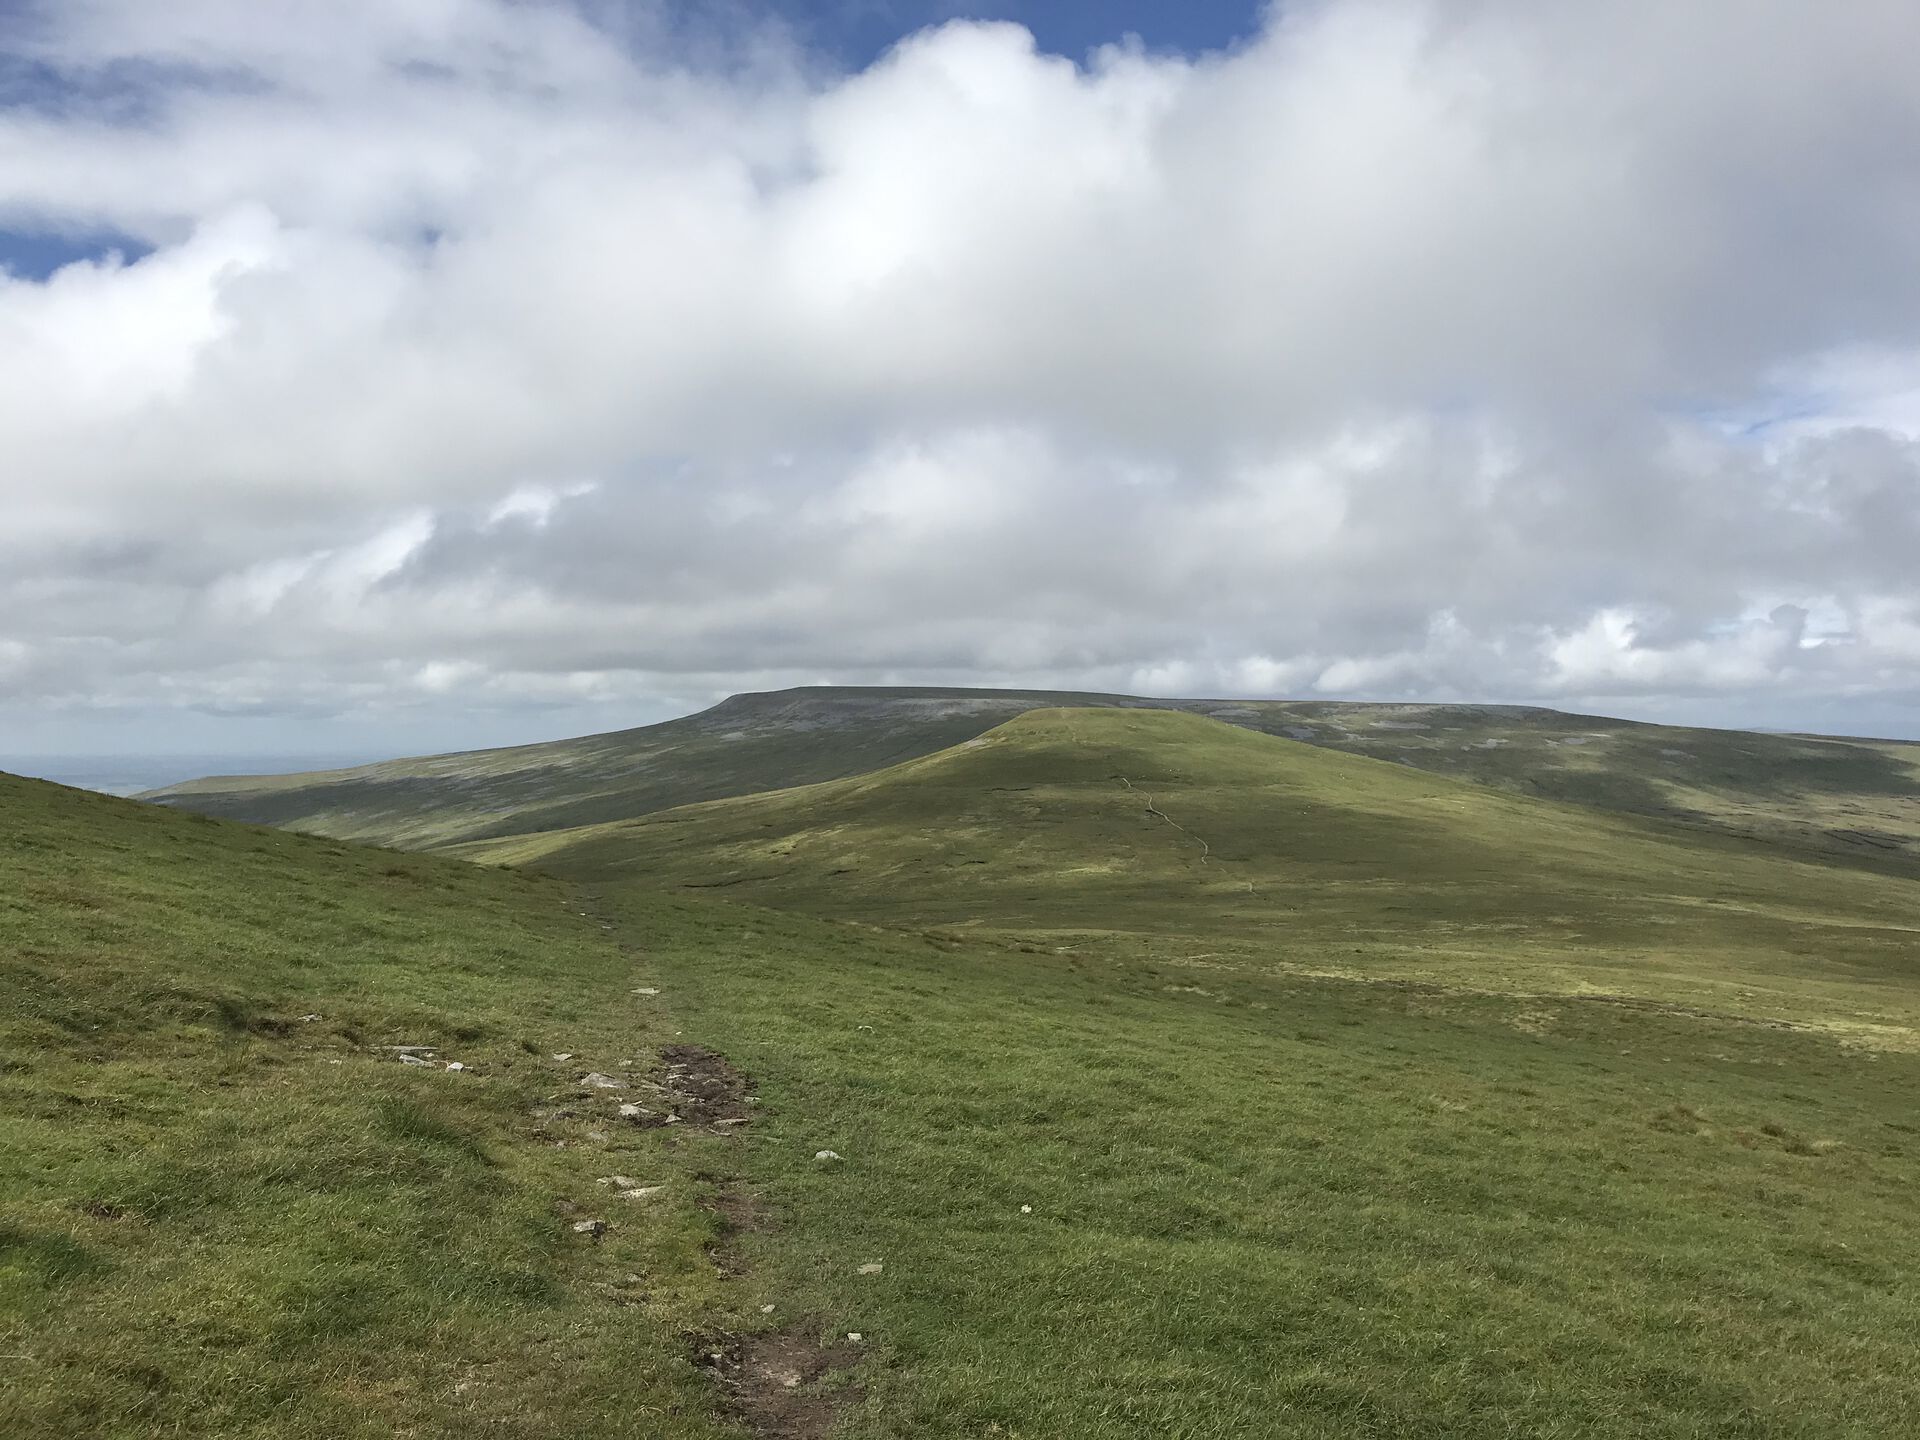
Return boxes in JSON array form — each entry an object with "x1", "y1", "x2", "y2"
[
  {"x1": 691, "y1": 1333, "x2": 865, "y2": 1440},
  {"x1": 535, "y1": 897, "x2": 868, "y2": 1437},
  {"x1": 661, "y1": 1046, "x2": 866, "y2": 1439}
]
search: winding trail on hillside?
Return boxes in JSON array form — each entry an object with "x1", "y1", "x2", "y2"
[
  {"x1": 1057, "y1": 712, "x2": 1221, "y2": 872},
  {"x1": 1118, "y1": 775, "x2": 1211, "y2": 864}
]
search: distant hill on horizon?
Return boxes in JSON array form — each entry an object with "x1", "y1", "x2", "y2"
[{"x1": 138, "y1": 684, "x2": 1920, "y2": 869}]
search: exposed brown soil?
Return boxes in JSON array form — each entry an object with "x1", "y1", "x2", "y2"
[
  {"x1": 643, "y1": 1040, "x2": 870, "y2": 1436},
  {"x1": 641, "y1": 1042, "x2": 756, "y2": 1131},
  {"x1": 690, "y1": 1329, "x2": 864, "y2": 1440},
  {"x1": 697, "y1": 1169, "x2": 771, "y2": 1277}
]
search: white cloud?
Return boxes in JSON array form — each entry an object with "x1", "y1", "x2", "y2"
[{"x1": 3, "y1": 0, "x2": 1920, "y2": 750}]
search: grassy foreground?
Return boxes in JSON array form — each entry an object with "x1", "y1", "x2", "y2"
[{"x1": 603, "y1": 889, "x2": 1920, "y2": 1437}]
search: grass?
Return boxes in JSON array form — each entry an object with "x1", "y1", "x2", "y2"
[
  {"x1": 137, "y1": 688, "x2": 1079, "y2": 850},
  {"x1": 599, "y1": 889, "x2": 1920, "y2": 1437},
  {"x1": 12, "y1": 703, "x2": 1920, "y2": 1435},
  {"x1": 0, "y1": 773, "x2": 749, "y2": 1438}
]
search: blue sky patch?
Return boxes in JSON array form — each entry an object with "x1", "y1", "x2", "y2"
[
  {"x1": 0, "y1": 228, "x2": 154, "y2": 281},
  {"x1": 737, "y1": 0, "x2": 1266, "y2": 67}
]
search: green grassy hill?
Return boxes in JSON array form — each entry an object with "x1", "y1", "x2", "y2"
[
  {"x1": 470, "y1": 708, "x2": 1920, "y2": 1043},
  {"x1": 16, "y1": 707, "x2": 1920, "y2": 1436},
  {"x1": 141, "y1": 687, "x2": 1920, "y2": 868},
  {"x1": 475, "y1": 709, "x2": 1920, "y2": 1435},
  {"x1": 138, "y1": 688, "x2": 1109, "y2": 850}
]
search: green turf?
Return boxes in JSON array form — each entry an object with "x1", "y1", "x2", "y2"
[
  {"x1": 605, "y1": 890, "x2": 1920, "y2": 1438},
  {"x1": 0, "y1": 773, "x2": 750, "y2": 1438}
]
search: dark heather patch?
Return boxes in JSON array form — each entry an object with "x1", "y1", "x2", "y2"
[{"x1": 690, "y1": 1329, "x2": 864, "y2": 1440}]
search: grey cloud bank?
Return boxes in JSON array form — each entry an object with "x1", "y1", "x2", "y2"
[{"x1": 3, "y1": 0, "x2": 1920, "y2": 755}]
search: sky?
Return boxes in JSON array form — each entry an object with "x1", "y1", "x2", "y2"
[{"x1": 3, "y1": 0, "x2": 1920, "y2": 767}]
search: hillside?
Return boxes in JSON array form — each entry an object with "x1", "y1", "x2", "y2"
[
  {"x1": 0, "y1": 772, "x2": 751, "y2": 1438},
  {"x1": 471, "y1": 708, "x2": 1920, "y2": 1041},
  {"x1": 142, "y1": 686, "x2": 1920, "y2": 867},
  {"x1": 485, "y1": 707, "x2": 1920, "y2": 1435},
  {"x1": 12, "y1": 730, "x2": 1920, "y2": 1435}
]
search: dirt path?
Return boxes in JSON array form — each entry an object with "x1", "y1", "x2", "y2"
[
  {"x1": 571, "y1": 893, "x2": 867, "y2": 1439},
  {"x1": 1118, "y1": 775, "x2": 1212, "y2": 863}
]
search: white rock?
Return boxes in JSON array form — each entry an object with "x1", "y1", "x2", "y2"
[
  {"x1": 761, "y1": 1303, "x2": 776, "y2": 1314},
  {"x1": 618, "y1": 1186, "x2": 666, "y2": 1200},
  {"x1": 813, "y1": 1149, "x2": 843, "y2": 1163},
  {"x1": 617, "y1": 1103, "x2": 644, "y2": 1118},
  {"x1": 300, "y1": 1013, "x2": 321, "y2": 1023},
  {"x1": 857, "y1": 1262, "x2": 883, "y2": 1275},
  {"x1": 445, "y1": 1061, "x2": 467, "y2": 1072},
  {"x1": 579, "y1": 1072, "x2": 624, "y2": 1089},
  {"x1": 398, "y1": 1053, "x2": 433, "y2": 1067},
  {"x1": 552, "y1": 1052, "x2": 573, "y2": 1061},
  {"x1": 632, "y1": 987, "x2": 661, "y2": 996},
  {"x1": 847, "y1": 1333, "x2": 863, "y2": 1343},
  {"x1": 1020, "y1": 1205, "x2": 1032, "y2": 1214},
  {"x1": 571, "y1": 1219, "x2": 607, "y2": 1236}
]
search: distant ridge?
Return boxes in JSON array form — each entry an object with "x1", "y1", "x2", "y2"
[{"x1": 141, "y1": 685, "x2": 1920, "y2": 867}]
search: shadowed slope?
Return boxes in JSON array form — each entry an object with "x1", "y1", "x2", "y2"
[
  {"x1": 472, "y1": 708, "x2": 1920, "y2": 1039},
  {"x1": 142, "y1": 687, "x2": 1920, "y2": 868}
]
